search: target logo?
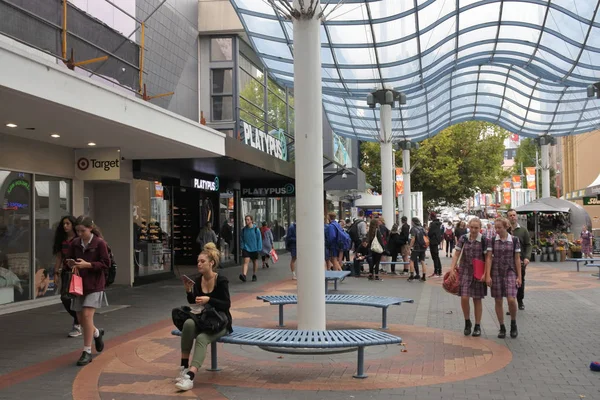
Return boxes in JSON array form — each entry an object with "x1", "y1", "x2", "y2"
[{"x1": 77, "y1": 157, "x2": 90, "y2": 171}]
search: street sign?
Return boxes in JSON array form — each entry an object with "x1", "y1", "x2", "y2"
[{"x1": 583, "y1": 196, "x2": 600, "y2": 205}]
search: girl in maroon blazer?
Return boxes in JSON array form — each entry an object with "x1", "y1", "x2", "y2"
[{"x1": 67, "y1": 216, "x2": 110, "y2": 366}]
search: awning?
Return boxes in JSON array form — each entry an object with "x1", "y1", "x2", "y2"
[
  {"x1": 515, "y1": 201, "x2": 569, "y2": 214},
  {"x1": 230, "y1": 0, "x2": 600, "y2": 142}
]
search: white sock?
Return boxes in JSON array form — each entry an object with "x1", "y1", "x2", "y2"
[
  {"x1": 83, "y1": 346, "x2": 92, "y2": 354},
  {"x1": 93, "y1": 328, "x2": 100, "y2": 338}
]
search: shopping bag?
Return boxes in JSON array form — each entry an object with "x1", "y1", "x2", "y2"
[
  {"x1": 269, "y1": 249, "x2": 279, "y2": 263},
  {"x1": 69, "y1": 271, "x2": 83, "y2": 296},
  {"x1": 472, "y1": 259, "x2": 485, "y2": 280}
]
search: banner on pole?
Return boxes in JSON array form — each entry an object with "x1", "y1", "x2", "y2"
[
  {"x1": 503, "y1": 181, "x2": 511, "y2": 205},
  {"x1": 512, "y1": 175, "x2": 522, "y2": 189},
  {"x1": 525, "y1": 167, "x2": 536, "y2": 190},
  {"x1": 395, "y1": 167, "x2": 404, "y2": 196}
]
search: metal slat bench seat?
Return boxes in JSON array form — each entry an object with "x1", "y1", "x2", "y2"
[
  {"x1": 325, "y1": 270, "x2": 351, "y2": 293},
  {"x1": 209, "y1": 326, "x2": 402, "y2": 378},
  {"x1": 257, "y1": 294, "x2": 414, "y2": 329},
  {"x1": 586, "y1": 263, "x2": 600, "y2": 279},
  {"x1": 565, "y1": 258, "x2": 600, "y2": 272}
]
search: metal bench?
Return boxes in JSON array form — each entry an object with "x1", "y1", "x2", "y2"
[
  {"x1": 209, "y1": 326, "x2": 402, "y2": 379},
  {"x1": 325, "y1": 270, "x2": 351, "y2": 293},
  {"x1": 257, "y1": 294, "x2": 414, "y2": 329},
  {"x1": 586, "y1": 263, "x2": 600, "y2": 279},
  {"x1": 565, "y1": 258, "x2": 600, "y2": 272}
]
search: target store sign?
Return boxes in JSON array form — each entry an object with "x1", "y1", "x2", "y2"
[{"x1": 74, "y1": 148, "x2": 121, "y2": 180}]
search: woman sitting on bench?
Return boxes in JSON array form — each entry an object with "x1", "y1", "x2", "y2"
[{"x1": 176, "y1": 243, "x2": 233, "y2": 391}]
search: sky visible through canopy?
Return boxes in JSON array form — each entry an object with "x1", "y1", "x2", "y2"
[{"x1": 230, "y1": 0, "x2": 600, "y2": 142}]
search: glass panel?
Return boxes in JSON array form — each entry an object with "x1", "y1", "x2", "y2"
[
  {"x1": 133, "y1": 180, "x2": 172, "y2": 278},
  {"x1": 211, "y1": 37, "x2": 233, "y2": 61},
  {"x1": 241, "y1": 199, "x2": 266, "y2": 230},
  {"x1": 34, "y1": 175, "x2": 71, "y2": 299},
  {"x1": 212, "y1": 69, "x2": 233, "y2": 94},
  {"x1": 268, "y1": 198, "x2": 285, "y2": 250},
  {"x1": 218, "y1": 192, "x2": 235, "y2": 262},
  {"x1": 239, "y1": 70, "x2": 265, "y2": 111},
  {"x1": 267, "y1": 90, "x2": 286, "y2": 131},
  {"x1": 212, "y1": 96, "x2": 234, "y2": 121},
  {"x1": 240, "y1": 97, "x2": 266, "y2": 131},
  {"x1": 0, "y1": 170, "x2": 32, "y2": 304}
]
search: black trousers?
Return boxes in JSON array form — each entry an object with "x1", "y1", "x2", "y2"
[
  {"x1": 370, "y1": 253, "x2": 382, "y2": 276},
  {"x1": 430, "y1": 245, "x2": 442, "y2": 275},
  {"x1": 445, "y1": 239, "x2": 454, "y2": 255},
  {"x1": 390, "y1": 251, "x2": 399, "y2": 272},
  {"x1": 517, "y1": 264, "x2": 526, "y2": 303},
  {"x1": 61, "y1": 296, "x2": 78, "y2": 325}
]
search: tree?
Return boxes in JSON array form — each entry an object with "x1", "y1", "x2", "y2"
[
  {"x1": 513, "y1": 138, "x2": 557, "y2": 197},
  {"x1": 239, "y1": 76, "x2": 292, "y2": 135},
  {"x1": 360, "y1": 121, "x2": 510, "y2": 208}
]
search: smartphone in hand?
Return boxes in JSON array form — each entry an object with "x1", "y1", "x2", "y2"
[{"x1": 181, "y1": 275, "x2": 195, "y2": 284}]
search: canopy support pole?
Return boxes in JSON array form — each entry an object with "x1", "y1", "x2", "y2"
[{"x1": 380, "y1": 104, "x2": 394, "y2": 223}]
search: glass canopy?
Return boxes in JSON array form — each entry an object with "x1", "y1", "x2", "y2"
[{"x1": 230, "y1": 0, "x2": 600, "y2": 142}]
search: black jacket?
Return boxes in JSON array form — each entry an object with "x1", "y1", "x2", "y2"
[
  {"x1": 387, "y1": 232, "x2": 403, "y2": 253},
  {"x1": 428, "y1": 219, "x2": 443, "y2": 246},
  {"x1": 399, "y1": 223, "x2": 410, "y2": 245},
  {"x1": 187, "y1": 274, "x2": 233, "y2": 333}
]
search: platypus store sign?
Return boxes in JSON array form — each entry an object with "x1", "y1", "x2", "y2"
[
  {"x1": 242, "y1": 121, "x2": 288, "y2": 161},
  {"x1": 75, "y1": 148, "x2": 121, "y2": 180},
  {"x1": 241, "y1": 182, "x2": 295, "y2": 198}
]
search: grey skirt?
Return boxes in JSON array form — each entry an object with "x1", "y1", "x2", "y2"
[{"x1": 71, "y1": 291, "x2": 105, "y2": 311}]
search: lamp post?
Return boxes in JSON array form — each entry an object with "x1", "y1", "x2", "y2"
[{"x1": 366, "y1": 89, "x2": 406, "y2": 223}]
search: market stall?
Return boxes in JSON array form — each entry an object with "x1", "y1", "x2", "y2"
[{"x1": 515, "y1": 197, "x2": 592, "y2": 262}]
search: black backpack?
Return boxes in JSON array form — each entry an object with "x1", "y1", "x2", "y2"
[
  {"x1": 106, "y1": 246, "x2": 117, "y2": 287},
  {"x1": 348, "y1": 220, "x2": 363, "y2": 243}
]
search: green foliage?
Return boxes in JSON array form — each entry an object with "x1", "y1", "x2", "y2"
[
  {"x1": 239, "y1": 76, "x2": 292, "y2": 134},
  {"x1": 360, "y1": 121, "x2": 510, "y2": 207}
]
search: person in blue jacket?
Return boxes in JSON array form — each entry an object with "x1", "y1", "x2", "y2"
[
  {"x1": 325, "y1": 212, "x2": 342, "y2": 271},
  {"x1": 239, "y1": 215, "x2": 262, "y2": 282}
]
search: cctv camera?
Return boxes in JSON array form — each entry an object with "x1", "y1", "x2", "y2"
[{"x1": 342, "y1": 172, "x2": 348, "y2": 179}]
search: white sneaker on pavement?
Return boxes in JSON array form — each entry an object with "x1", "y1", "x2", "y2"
[
  {"x1": 68, "y1": 324, "x2": 82, "y2": 338},
  {"x1": 175, "y1": 374, "x2": 194, "y2": 391},
  {"x1": 292, "y1": 272, "x2": 297, "y2": 280},
  {"x1": 175, "y1": 366, "x2": 189, "y2": 382}
]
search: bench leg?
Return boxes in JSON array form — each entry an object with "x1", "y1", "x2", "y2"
[
  {"x1": 353, "y1": 346, "x2": 368, "y2": 379},
  {"x1": 381, "y1": 308, "x2": 388, "y2": 330},
  {"x1": 278, "y1": 304, "x2": 285, "y2": 327},
  {"x1": 577, "y1": 262, "x2": 580, "y2": 272},
  {"x1": 206, "y1": 341, "x2": 221, "y2": 372},
  {"x1": 334, "y1": 279, "x2": 338, "y2": 291},
  {"x1": 325, "y1": 280, "x2": 329, "y2": 294}
]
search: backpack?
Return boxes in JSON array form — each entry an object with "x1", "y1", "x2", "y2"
[
  {"x1": 444, "y1": 227, "x2": 454, "y2": 241},
  {"x1": 348, "y1": 219, "x2": 364, "y2": 243},
  {"x1": 416, "y1": 227, "x2": 429, "y2": 248},
  {"x1": 106, "y1": 246, "x2": 117, "y2": 287},
  {"x1": 335, "y1": 223, "x2": 352, "y2": 251}
]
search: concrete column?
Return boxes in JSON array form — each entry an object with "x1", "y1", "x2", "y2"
[
  {"x1": 541, "y1": 143, "x2": 550, "y2": 198},
  {"x1": 402, "y1": 148, "x2": 411, "y2": 219},
  {"x1": 72, "y1": 179, "x2": 85, "y2": 217},
  {"x1": 380, "y1": 103, "x2": 394, "y2": 224},
  {"x1": 293, "y1": 0, "x2": 326, "y2": 330}
]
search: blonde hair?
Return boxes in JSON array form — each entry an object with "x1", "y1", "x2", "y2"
[
  {"x1": 201, "y1": 242, "x2": 221, "y2": 271},
  {"x1": 468, "y1": 217, "x2": 482, "y2": 229},
  {"x1": 495, "y1": 217, "x2": 510, "y2": 229}
]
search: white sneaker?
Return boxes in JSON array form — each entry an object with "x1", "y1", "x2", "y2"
[
  {"x1": 68, "y1": 325, "x2": 82, "y2": 338},
  {"x1": 292, "y1": 272, "x2": 297, "y2": 280},
  {"x1": 175, "y1": 366, "x2": 189, "y2": 382},
  {"x1": 175, "y1": 375, "x2": 194, "y2": 391}
]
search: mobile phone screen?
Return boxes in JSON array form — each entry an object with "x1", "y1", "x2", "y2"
[{"x1": 181, "y1": 275, "x2": 195, "y2": 284}]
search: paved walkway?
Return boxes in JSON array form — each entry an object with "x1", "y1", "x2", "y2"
[{"x1": 0, "y1": 254, "x2": 599, "y2": 400}]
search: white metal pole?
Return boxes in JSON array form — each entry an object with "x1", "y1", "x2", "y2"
[
  {"x1": 380, "y1": 103, "x2": 394, "y2": 223},
  {"x1": 293, "y1": 0, "x2": 326, "y2": 331},
  {"x1": 402, "y1": 148, "x2": 411, "y2": 219},
  {"x1": 541, "y1": 143, "x2": 550, "y2": 198}
]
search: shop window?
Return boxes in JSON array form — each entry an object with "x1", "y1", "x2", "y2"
[
  {"x1": 0, "y1": 170, "x2": 32, "y2": 304},
  {"x1": 133, "y1": 180, "x2": 172, "y2": 278},
  {"x1": 34, "y1": 175, "x2": 72, "y2": 299},
  {"x1": 211, "y1": 37, "x2": 233, "y2": 61},
  {"x1": 212, "y1": 96, "x2": 234, "y2": 121}
]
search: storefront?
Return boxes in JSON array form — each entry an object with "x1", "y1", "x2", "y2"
[{"x1": 240, "y1": 181, "x2": 295, "y2": 250}]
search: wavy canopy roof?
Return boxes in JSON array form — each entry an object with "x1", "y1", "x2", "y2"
[{"x1": 230, "y1": 0, "x2": 600, "y2": 142}]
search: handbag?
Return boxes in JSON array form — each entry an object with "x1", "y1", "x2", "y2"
[
  {"x1": 60, "y1": 270, "x2": 75, "y2": 300},
  {"x1": 269, "y1": 248, "x2": 279, "y2": 263},
  {"x1": 443, "y1": 246, "x2": 464, "y2": 296},
  {"x1": 172, "y1": 304, "x2": 228, "y2": 334},
  {"x1": 69, "y1": 270, "x2": 83, "y2": 297},
  {"x1": 370, "y1": 236, "x2": 384, "y2": 254}
]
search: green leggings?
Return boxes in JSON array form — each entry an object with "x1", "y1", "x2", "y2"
[{"x1": 180, "y1": 319, "x2": 227, "y2": 369}]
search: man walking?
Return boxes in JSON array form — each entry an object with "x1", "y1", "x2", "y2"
[
  {"x1": 399, "y1": 216, "x2": 410, "y2": 274},
  {"x1": 507, "y1": 209, "x2": 532, "y2": 310},
  {"x1": 428, "y1": 213, "x2": 443, "y2": 277}
]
